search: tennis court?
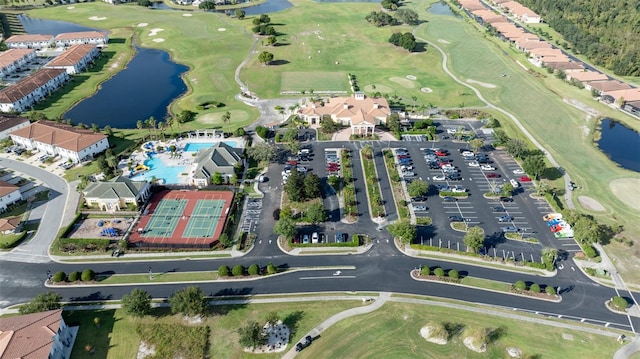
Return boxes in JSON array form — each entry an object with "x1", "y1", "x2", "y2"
[
  {"x1": 183, "y1": 199, "x2": 227, "y2": 238},
  {"x1": 142, "y1": 198, "x2": 187, "y2": 238}
]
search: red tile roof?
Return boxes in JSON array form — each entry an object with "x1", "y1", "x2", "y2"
[
  {"x1": 0, "y1": 216, "x2": 21, "y2": 232},
  {"x1": 54, "y1": 31, "x2": 108, "y2": 41},
  {"x1": 0, "y1": 115, "x2": 30, "y2": 133},
  {"x1": 0, "y1": 68, "x2": 67, "y2": 103},
  {"x1": 587, "y1": 80, "x2": 632, "y2": 93},
  {"x1": 10, "y1": 120, "x2": 107, "y2": 153},
  {"x1": 604, "y1": 88, "x2": 640, "y2": 103},
  {"x1": 567, "y1": 71, "x2": 608, "y2": 83},
  {"x1": 5, "y1": 34, "x2": 53, "y2": 44},
  {"x1": 0, "y1": 49, "x2": 36, "y2": 68},
  {"x1": 0, "y1": 180, "x2": 19, "y2": 197},
  {"x1": 301, "y1": 95, "x2": 390, "y2": 125},
  {"x1": 46, "y1": 44, "x2": 96, "y2": 67},
  {"x1": 0, "y1": 309, "x2": 62, "y2": 359}
]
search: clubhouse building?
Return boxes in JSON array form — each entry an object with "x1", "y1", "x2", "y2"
[{"x1": 83, "y1": 176, "x2": 151, "y2": 212}]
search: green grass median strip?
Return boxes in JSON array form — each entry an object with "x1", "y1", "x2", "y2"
[
  {"x1": 459, "y1": 276, "x2": 512, "y2": 292},
  {"x1": 361, "y1": 151, "x2": 385, "y2": 218},
  {"x1": 98, "y1": 271, "x2": 219, "y2": 285}
]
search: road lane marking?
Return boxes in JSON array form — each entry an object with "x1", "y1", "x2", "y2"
[{"x1": 299, "y1": 276, "x2": 357, "y2": 280}]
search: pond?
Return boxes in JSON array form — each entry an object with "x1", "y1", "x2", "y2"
[
  {"x1": 597, "y1": 119, "x2": 640, "y2": 172},
  {"x1": 428, "y1": 1, "x2": 458, "y2": 16},
  {"x1": 17, "y1": 14, "x2": 99, "y2": 35},
  {"x1": 63, "y1": 47, "x2": 188, "y2": 128},
  {"x1": 150, "y1": 0, "x2": 293, "y2": 15}
]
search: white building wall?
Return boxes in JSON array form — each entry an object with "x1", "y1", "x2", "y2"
[
  {"x1": 0, "y1": 189, "x2": 22, "y2": 212},
  {"x1": 0, "y1": 122, "x2": 29, "y2": 139}
]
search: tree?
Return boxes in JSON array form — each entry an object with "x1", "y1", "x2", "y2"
[
  {"x1": 199, "y1": 0, "x2": 215, "y2": 10},
  {"x1": 265, "y1": 311, "x2": 280, "y2": 326},
  {"x1": 266, "y1": 35, "x2": 277, "y2": 46},
  {"x1": 266, "y1": 262, "x2": 278, "y2": 274},
  {"x1": 235, "y1": 9, "x2": 246, "y2": 19},
  {"x1": 448, "y1": 269, "x2": 459, "y2": 279},
  {"x1": 493, "y1": 129, "x2": 509, "y2": 146},
  {"x1": 529, "y1": 283, "x2": 541, "y2": 293},
  {"x1": 505, "y1": 138, "x2": 528, "y2": 158},
  {"x1": 103, "y1": 125, "x2": 113, "y2": 137},
  {"x1": 522, "y1": 155, "x2": 545, "y2": 179},
  {"x1": 514, "y1": 280, "x2": 527, "y2": 291},
  {"x1": 137, "y1": 0, "x2": 151, "y2": 6},
  {"x1": 501, "y1": 182, "x2": 514, "y2": 197},
  {"x1": 306, "y1": 202, "x2": 327, "y2": 224},
  {"x1": 121, "y1": 288, "x2": 152, "y2": 317},
  {"x1": 222, "y1": 111, "x2": 231, "y2": 131},
  {"x1": 545, "y1": 286, "x2": 556, "y2": 295},
  {"x1": 81, "y1": 269, "x2": 95, "y2": 281},
  {"x1": 387, "y1": 220, "x2": 417, "y2": 244},
  {"x1": 396, "y1": 8, "x2": 419, "y2": 25},
  {"x1": 362, "y1": 145, "x2": 373, "y2": 159},
  {"x1": 169, "y1": 286, "x2": 207, "y2": 318},
  {"x1": 463, "y1": 226, "x2": 485, "y2": 253},
  {"x1": 387, "y1": 113, "x2": 401, "y2": 134},
  {"x1": 541, "y1": 247, "x2": 558, "y2": 269},
  {"x1": 469, "y1": 138, "x2": 484, "y2": 153},
  {"x1": 248, "y1": 264, "x2": 260, "y2": 275},
  {"x1": 19, "y1": 292, "x2": 62, "y2": 314},
  {"x1": 303, "y1": 173, "x2": 322, "y2": 198},
  {"x1": 433, "y1": 267, "x2": 445, "y2": 278},
  {"x1": 246, "y1": 142, "x2": 278, "y2": 163},
  {"x1": 273, "y1": 216, "x2": 297, "y2": 240},
  {"x1": 212, "y1": 172, "x2": 224, "y2": 185},
  {"x1": 381, "y1": 0, "x2": 399, "y2": 10},
  {"x1": 0, "y1": 40, "x2": 7, "y2": 52},
  {"x1": 407, "y1": 179, "x2": 428, "y2": 197},
  {"x1": 320, "y1": 116, "x2": 339, "y2": 133},
  {"x1": 258, "y1": 51, "x2": 274, "y2": 65},
  {"x1": 136, "y1": 119, "x2": 144, "y2": 131},
  {"x1": 238, "y1": 321, "x2": 268, "y2": 349},
  {"x1": 218, "y1": 265, "x2": 230, "y2": 277},
  {"x1": 232, "y1": 264, "x2": 245, "y2": 276},
  {"x1": 252, "y1": 14, "x2": 271, "y2": 25},
  {"x1": 177, "y1": 109, "x2": 197, "y2": 124},
  {"x1": 94, "y1": 317, "x2": 101, "y2": 327}
]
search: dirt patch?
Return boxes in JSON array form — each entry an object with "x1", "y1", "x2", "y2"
[
  {"x1": 609, "y1": 178, "x2": 640, "y2": 211},
  {"x1": 420, "y1": 87, "x2": 433, "y2": 93},
  {"x1": 463, "y1": 336, "x2": 486, "y2": 353},
  {"x1": 563, "y1": 98, "x2": 600, "y2": 117},
  {"x1": 420, "y1": 326, "x2": 447, "y2": 345},
  {"x1": 437, "y1": 39, "x2": 450, "y2": 44},
  {"x1": 578, "y1": 195, "x2": 606, "y2": 212},
  {"x1": 67, "y1": 217, "x2": 133, "y2": 239},
  {"x1": 467, "y1": 79, "x2": 496, "y2": 89},
  {"x1": 363, "y1": 84, "x2": 393, "y2": 93},
  {"x1": 66, "y1": 6, "x2": 74, "y2": 9},
  {"x1": 389, "y1": 76, "x2": 416, "y2": 88}
]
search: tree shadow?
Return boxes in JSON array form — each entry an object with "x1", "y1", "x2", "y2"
[
  {"x1": 269, "y1": 60, "x2": 290, "y2": 66},
  {"x1": 109, "y1": 38, "x2": 127, "y2": 44},
  {"x1": 542, "y1": 167, "x2": 563, "y2": 180},
  {"x1": 69, "y1": 291, "x2": 112, "y2": 302},
  {"x1": 283, "y1": 310, "x2": 304, "y2": 338},
  {"x1": 413, "y1": 42, "x2": 429, "y2": 53},
  {"x1": 484, "y1": 231, "x2": 507, "y2": 248},
  {"x1": 487, "y1": 326, "x2": 507, "y2": 343},
  {"x1": 444, "y1": 322, "x2": 465, "y2": 340}
]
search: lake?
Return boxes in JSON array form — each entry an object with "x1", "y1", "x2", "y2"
[
  {"x1": 597, "y1": 119, "x2": 640, "y2": 172},
  {"x1": 63, "y1": 47, "x2": 188, "y2": 128},
  {"x1": 428, "y1": 1, "x2": 458, "y2": 16},
  {"x1": 150, "y1": 0, "x2": 293, "y2": 15},
  {"x1": 18, "y1": 14, "x2": 98, "y2": 34}
]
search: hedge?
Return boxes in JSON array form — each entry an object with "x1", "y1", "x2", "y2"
[
  {"x1": 68, "y1": 271, "x2": 80, "y2": 282},
  {"x1": 52, "y1": 271, "x2": 66, "y2": 283},
  {"x1": 218, "y1": 265, "x2": 230, "y2": 277},
  {"x1": 232, "y1": 264, "x2": 245, "y2": 276},
  {"x1": 81, "y1": 269, "x2": 95, "y2": 281},
  {"x1": 248, "y1": 264, "x2": 260, "y2": 275},
  {"x1": 290, "y1": 234, "x2": 363, "y2": 248}
]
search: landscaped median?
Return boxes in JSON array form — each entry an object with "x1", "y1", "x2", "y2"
[
  {"x1": 382, "y1": 149, "x2": 410, "y2": 220},
  {"x1": 339, "y1": 148, "x2": 358, "y2": 222},
  {"x1": 45, "y1": 265, "x2": 356, "y2": 287},
  {"x1": 360, "y1": 146, "x2": 385, "y2": 221},
  {"x1": 411, "y1": 267, "x2": 561, "y2": 302}
]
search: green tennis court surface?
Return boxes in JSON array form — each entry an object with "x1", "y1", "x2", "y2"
[
  {"x1": 142, "y1": 199, "x2": 187, "y2": 237},
  {"x1": 183, "y1": 200, "x2": 226, "y2": 238}
]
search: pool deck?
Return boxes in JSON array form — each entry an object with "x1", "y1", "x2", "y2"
[{"x1": 118, "y1": 137, "x2": 245, "y2": 185}]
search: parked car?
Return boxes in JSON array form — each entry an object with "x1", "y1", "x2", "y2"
[
  {"x1": 400, "y1": 165, "x2": 413, "y2": 171},
  {"x1": 480, "y1": 164, "x2": 496, "y2": 171},
  {"x1": 501, "y1": 226, "x2": 519, "y2": 233},
  {"x1": 437, "y1": 185, "x2": 450, "y2": 192},
  {"x1": 448, "y1": 215, "x2": 464, "y2": 222},
  {"x1": 468, "y1": 161, "x2": 480, "y2": 167},
  {"x1": 412, "y1": 204, "x2": 428, "y2": 211},
  {"x1": 396, "y1": 154, "x2": 410, "y2": 159},
  {"x1": 452, "y1": 186, "x2": 466, "y2": 193},
  {"x1": 498, "y1": 215, "x2": 513, "y2": 222},
  {"x1": 492, "y1": 206, "x2": 506, "y2": 212},
  {"x1": 429, "y1": 162, "x2": 441, "y2": 169},
  {"x1": 447, "y1": 173, "x2": 462, "y2": 181},
  {"x1": 519, "y1": 176, "x2": 532, "y2": 182},
  {"x1": 411, "y1": 196, "x2": 427, "y2": 202},
  {"x1": 402, "y1": 171, "x2": 415, "y2": 177},
  {"x1": 303, "y1": 234, "x2": 310, "y2": 244},
  {"x1": 14, "y1": 148, "x2": 25, "y2": 155},
  {"x1": 312, "y1": 232, "x2": 319, "y2": 243},
  {"x1": 432, "y1": 174, "x2": 446, "y2": 181},
  {"x1": 461, "y1": 151, "x2": 474, "y2": 157},
  {"x1": 510, "y1": 179, "x2": 520, "y2": 188},
  {"x1": 297, "y1": 166, "x2": 307, "y2": 173},
  {"x1": 485, "y1": 172, "x2": 500, "y2": 178},
  {"x1": 443, "y1": 196, "x2": 456, "y2": 202},
  {"x1": 435, "y1": 150, "x2": 448, "y2": 157},
  {"x1": 499, "y1": 197, "x2": 513, "y2": 202},
  {"x1": 512, "y1": 169, "x2": 525, "y2": 175}
]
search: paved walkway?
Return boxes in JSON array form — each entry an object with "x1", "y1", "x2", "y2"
[
  {"x1": 615, "y1": 335, "x2": 640, "y2": 359},
  {"x1": 332, "y1": 128, "x2": 397, "y2": 141}
]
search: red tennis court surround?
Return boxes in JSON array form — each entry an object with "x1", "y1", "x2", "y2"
[{"x1": 128, "y1": 190, "x2": 234, "y2": 249}]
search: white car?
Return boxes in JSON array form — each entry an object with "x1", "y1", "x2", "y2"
[
  {"x1": 510, "y1": 179, "x2": 520, "y2": 188},
  {"x1": 462, "y1": 151, "x2": 474, "y2": 157},
  {"x1": 402, "y1": 171, "x2": 415, "y2": 177},
  {"x1": 468, "y1": 161, "x2": 480, "y2": 167},
  {"x1": 432, "y1": 174, "x2": 446, "y2": 181},
  {"x1": 400, "y1": 165, "x2": 413, "y2": 171},
  {"x1": 480, "y1": 164, "x2": 496, "y2": 171},
  {"x1": 512, "y1": 169, "x2": 525, "y2": 175},
  {"x1": 297, "y1": 166, "x2": 307, "y2": 173},
  {"x1": 452, "y1": 186, "x2": 466, "y2": 193}
]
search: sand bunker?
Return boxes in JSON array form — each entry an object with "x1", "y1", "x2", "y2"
[
  {"x1": 149, "y1": 28, "x2": 164, "y2": 36},
  {"x1": 420, "y1": 326, "x2": 447, "y2": 345},
  {"x1": 609, "y1": 178, "x2": 640, "y2": 211},
  {"x1": 89, "y1": 16, "x2": 107, "y2": 21},
  {"x1": 137, "y1": 23, "x2": 148, "y2": 27},
  {"x1": 363, "y1": 84, "x2": 393, "y2": 94},
  {"x1": 421, "y1": 87, "x2": 433, "y2": 93},
  {"x1": 218, "y1": 28, "x2": 226, "y2": 32},
  {"x1": 182, "y1": 13, "x2": 193, "y2": 16},
  {"x1": 578, "y1": 196, "x2": 606, "y2": 212},
  {"x1": 406, "y1": 75, "x2": 417, "y2": 80},
  {"x1": 467, "y1": 79, "x2": 496, "y2": 88},
  {"x1": 66, "y1": 6, "x2": 74, "y2": 9},
  {"x1": 438, "y1": 39, "x2": 450, "y2": 44},
  {"x1": 152, "y1": 38, "x2": 165, "y2": 43},
  {"x1": 389, "y1": 76, "x2": 416, "y2": 88}
]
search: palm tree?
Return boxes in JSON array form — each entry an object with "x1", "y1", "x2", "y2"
[
  {"x1": 136, "y1": 120, "x2": 144, "y2": 131},
  {"x1": 411, "y1": 95, "x2": 418, "y2": 113},
  {"x1": 541, "y1": 247, "x2": 559, "y2": 266},
  {"x1": 91, "y1": 123, "x2": 99, "y2": 133},
  {"x1": 146, "y1": 116, "x2": 157, "y2": 139},
  {"x1": 362, "y1": 144, "x2": 373, "y2": 159},
  {"x1": 222, "y1": 111, "x2": 231, "y2": 132}
]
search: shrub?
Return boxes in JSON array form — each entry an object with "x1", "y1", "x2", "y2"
[
  {"x1": 67, "y1": 271, "x2": 80, "y2": 282},
  {"x1": 218, "y1": 265, "x2": 230, "y2": 277},
  {"x1": 248, "y1": 264, "x2": 260, "y2": 276},
  {"x1": 529, "y1": 283, "x2": 541, "y2": 293},
  {"x1": 545, "y1": 286, "x2": 556, "y2": 295},
  {"x1": 433, "y1": 267, "x2": 445, "y2": 278},
  {"x1": 267, "y1": 263, "x2": 278, "y2": 275},
  {"x1": 232, "y1": 264, "x2": 245, "y2": 276},
  {"x1": 583, "y1": 245, "x2": 598, "y2": 258},
  {"x1": 514, "y1": 280, "x2": 527, "y2": 291},
  {"x1": 420, "y1": 265, "x2": 430, "y2": 275},
  {"x1": 81, "y1": 269, "x2": 95, "y2": 281},
  {"x1": 52, "y1": 271, "x2": 66, "y2": 283},
  {"x1": 448, "y1": 269, "x2": 459, "y2": 279},
  {"x1": 611, "y1": 296, "x2": 628, "y2": 310}
]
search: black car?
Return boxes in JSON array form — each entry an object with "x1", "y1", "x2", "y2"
[
  {"x1": 498, "y1": 215, "x2": 513, "y2": 222},
  {"x1": 448, "y1": 215, "x2": 464, "y2": 222},
  {"x1": 447, "y1": 174, "x2": 462, "y2": 181},
  {"x1": 492, "y1": 206, "x2": 506, "y2": 212},
  {"x1": 499, "y1": 197, "x2": 513, "y2": 202}
]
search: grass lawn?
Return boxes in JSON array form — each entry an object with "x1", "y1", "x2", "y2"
[
  {"x1": 280, "y1": 71, "x2": 347, "y2": 93},
  {"x1": 297, "y1": 301, "x2": 621, "y2": 359},
  {"x1": 26, "y1": 3, "x2": 260, "y2": 129},
  {"x1": 97, "y1": 270, "x2": 219, "y2": 285},
  {"x1": 459, "y1": 276, "x2": 512, "y2": 293},
  {"x1": 0, "y1": 231, "x2": 26, "y2": 250},
  {"x1": 413, "y1": 0, "x2": 640, "y2": 283},
  {"x1": 240, "y1": 0, "x2": 483, "y2": 107},
  {"x1": 65, "y1": 301, "x2": 363, "y2": 358}
]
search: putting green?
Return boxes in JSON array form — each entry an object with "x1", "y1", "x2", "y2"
[
  {"x1": 363, "y1": 84, "x2": 393, "y2": 93},
  {"x1": 389, "y1": 76, "x2": 416, "y2": 88},
  {"x1": 609, "y1": 178, "x2": 640, "y2": 211},
  {"x1": 197, "y1": 110, "x2": 250, "y2": 125}
]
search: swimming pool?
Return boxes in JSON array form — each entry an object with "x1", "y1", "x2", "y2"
[
  {"x1": 183, "y1": 141, "x2": 239, "y2": 152},
  {"x1": 130, "y1": 157, "x2": 186, "y2": 184}
]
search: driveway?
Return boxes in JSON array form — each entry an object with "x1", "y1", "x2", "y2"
[{"x1": 0, "y1": 157, "x2": 71, "y2": 263}]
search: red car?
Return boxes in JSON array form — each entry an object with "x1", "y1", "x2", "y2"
[
  {"x1": 519, "y1": 176, "x2": 532, "y2": 182},
  {"x1": 435, "y1": 150, "x2": 448, "y2": 156},
  {"x1": 549, "y1": 224, "x2": 563, "y2": 233},
  {"x1": 486, "y1": 172, "x2": 500, "y2": 178},
  {"x1": 396, "y1": 154, "x2": 410, "y2": 159},
  {"x1": 327, "y1": 165, "x2": 340, "y2": 171},
  {"x1": 439, "y1": 161, "x2": 451, "y2": 167},
  {"x1": 287, "y1": 160, "x2": 298, "y2": 166}
]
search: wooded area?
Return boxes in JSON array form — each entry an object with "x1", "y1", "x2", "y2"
[{"x1": 518, "y1": 0, "x2": 640, "y2": 77}]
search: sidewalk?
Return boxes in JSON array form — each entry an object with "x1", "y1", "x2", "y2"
[{"x1": 50, "y1": 247, "x2": 247, "y2": 263}]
